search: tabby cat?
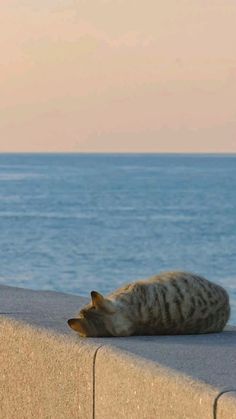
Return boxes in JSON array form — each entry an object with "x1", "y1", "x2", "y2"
[{"x1": 67, "y1": 271, "x2": 230, "y2": 337}]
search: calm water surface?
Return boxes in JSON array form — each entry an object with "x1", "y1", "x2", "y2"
[{"x1": 0, "y1": 153, "x2": 235, "y2": 324}]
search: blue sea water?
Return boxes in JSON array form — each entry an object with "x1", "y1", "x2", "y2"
[{"x1": 0, "y1": 153, "x2": 235, "y2": 324}]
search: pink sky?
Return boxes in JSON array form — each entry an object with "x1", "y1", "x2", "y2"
[{"x1": 0, "y1": 0, "x2": 236, "y2": 153}]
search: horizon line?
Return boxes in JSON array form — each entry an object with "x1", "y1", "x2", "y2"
[{"x1": 0, "y1": 151, "x2": 236, "y2": 156}]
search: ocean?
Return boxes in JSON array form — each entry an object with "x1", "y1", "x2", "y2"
[{"x1": 0, "y1": 153, "x2": 235, "y2": 324}]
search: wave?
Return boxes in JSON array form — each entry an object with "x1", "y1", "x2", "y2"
[
  {"x1": 0, "y1": 210, "x2": 194, "y2": 222},
  {"x1": 0, "y1": 195, "x2": 21, "y2": 203},
  {"x1": 0, "y1": 173, "x2": 46, "y2": 181},
  {"x1": 0, "y1": 211, "x2": 96, "y2": 220},
  {"x1": 122, "y1": 166, "x2": 163, "y2": 172}
]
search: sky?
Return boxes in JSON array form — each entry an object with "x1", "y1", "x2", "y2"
[{"x1": 0, "y1": 0, "x2": 236, "y2": 153}]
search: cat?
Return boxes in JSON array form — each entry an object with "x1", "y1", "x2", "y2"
[{"x1": 67, "y1": 271, "x2": 230, "y2": 337}]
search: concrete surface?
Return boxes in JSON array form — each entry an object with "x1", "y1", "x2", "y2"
[
  {"x1": 0, "y1": 285, "x2": 97, "y2": 419},
  {"x1": 0, "y1": 284, "x2": 236, "y2": 419},
  {"x1": 95, "y1": 345, "x2": 219, "y2": 419},
  {"x1": 0, "y1": 318, "x2": 97, "y2": 419},
  {"x1": 216, "y1": 391, "x2": 236, "y2": 419}
]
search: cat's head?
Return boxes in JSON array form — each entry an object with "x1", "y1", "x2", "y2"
[{"x1": 67, "y1": 291, "x2": 116, "y2": 337}]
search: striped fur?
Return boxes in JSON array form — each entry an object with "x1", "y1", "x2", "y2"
[{"x1": 67, "y1": 271, "x2": 230, "y2": 337}]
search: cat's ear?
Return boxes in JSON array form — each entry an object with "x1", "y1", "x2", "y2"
[
  {"x1": 91, "y1": 291, "x2": 115, "y2": 313},
  {"x1": 67, "y1": 318, "x2": 89, "y2": 336},
  {"x1": 91, "y1": 291, "x2": 105, "y2": 307}
]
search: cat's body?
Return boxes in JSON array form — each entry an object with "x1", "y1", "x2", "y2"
[{"x1": 68, "y1": 271, "x2": 230, "y2": 337}]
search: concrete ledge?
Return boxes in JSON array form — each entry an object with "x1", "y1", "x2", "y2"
[
  {"x1": 0, "y1": 318, "x2": 97, "y2": 418},
  {"x1": 95, "y1": 345, "x2": 219, "y2": 419},
  {"x1": 0, "y1": 284, "x2": 236, "y2": 419},
  {"x1": 216, "y1": 391, "x2": 236, "y2": 419}
]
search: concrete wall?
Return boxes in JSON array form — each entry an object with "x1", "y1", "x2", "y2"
[{"x1": 0, "y1": 284, "x2": 236, "y2": 419}]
